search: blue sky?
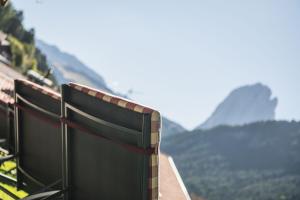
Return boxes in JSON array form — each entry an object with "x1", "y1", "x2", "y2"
[{"x1": 13, "y1": 0, "x2": 300, "y2": 129}]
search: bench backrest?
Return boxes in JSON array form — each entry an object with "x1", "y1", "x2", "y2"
[
  {"x1": 61, "y1": 83, "x2": 161, "y2": 200},
  {"x1": 14, "y1": 79, "x2": 62, "y2": 192}
]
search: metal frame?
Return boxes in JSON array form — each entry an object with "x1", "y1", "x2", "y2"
[
  {"x1": 0, "y1": 102, "x2": 10, "y2": 150},
  {"x1": 61, "y1": 90, "x2": 68, "y2": 200},
  {"x1": 14, "y1": 93, "x2": 60, "y2": 190},
  {"x1": 141, "y1": 114, "x2": 149, "y2": 199},
  {"x1": 7, "y1": 105, "x2": 14, "y2": 153},
  {"x1": 65, "y1": 103, "x2": 142, "y2": 137},
  {"x1": 16, "y1": 94, "x2": 60, "y2": 119},
  {"x1": 8, "y1": 83, "x2": 154, "y2": 199},
  {"x1": 61, "y1": 99, "x2": 148, "y2": 200}
]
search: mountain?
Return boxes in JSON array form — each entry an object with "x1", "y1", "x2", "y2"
[
  {"x1": 37, "y1": 40, "x2": 186, "y2": 137},
  {"x1": 196, "y1": 83, "x2": 278, "y2": 130},
  {"x1": 161, "y1": 117, "x2": 186, "y2": 138},
  {"x1": 162, "y1": 120, "x2": 300, "y2": 200},
  {"x1": 36, "y1": 40, "x2": 112, "y2": 92}
]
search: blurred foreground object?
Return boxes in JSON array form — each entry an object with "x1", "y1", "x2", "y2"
[
  {"x1": 26, "y1": 69, "x2": 53, "y2": 87},
  {"x1": 0, "y1": 0, "x2": 8, "y2": 6},
  {"x1": 0, "y1": 31, "x2": 12, "y2": 65}
]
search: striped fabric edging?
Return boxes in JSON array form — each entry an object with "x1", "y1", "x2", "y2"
[
  {"x1": 69, "y1": 83, "x2": 161, "y2": 200},
  {"x1": 17, "y1": 79, "x2": 61, "y2": 101}
]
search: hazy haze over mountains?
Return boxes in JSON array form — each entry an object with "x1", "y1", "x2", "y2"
[
  {"x1": 197, "y1": 83, "x2": 278, "y2": 130},
  {"x1": 13, "y1": 0, "x2": 300, "y2": 130},
  {"x1": 36, "y1": 40, "x2": 113, "y2": 93},
  {"x1": 37, "y1": 39, "x2": 186, "y2": 137},
  {"x1": 37, "y1": 39, "x2": 278, "y2": 135}
]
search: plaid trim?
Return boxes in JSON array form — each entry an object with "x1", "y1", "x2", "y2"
[
  {"x1": 69, "y1": 83, "x2": 154, "y2": 112},
  {"x1": 149, "y1": 153, "x2": 159, "y2": 199},
  {"x1": 69, "y1": 83, "x2": 161, "y2": 146},
  {"x1": 17, "y1": 79, "x2": 61, "y2": 101},
  {"x1": 149, "y1": 112, "x2": 160, "y2": 200},
  {"x1": 69, "y1": 83, "x2": 161, "y2": 200}
]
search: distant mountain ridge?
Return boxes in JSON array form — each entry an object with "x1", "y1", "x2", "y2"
[
  {"x1": 161, "y1": 117, "x2": 186, "y2": 138},
  {"x1": 36, "y1": 40, "x2": 112, "y2": 92},
  {"x1": 37, "y1": 39, "x2": 186, "y2": 137},
  {"x1": 196, "y1": 83, "x2": 278, "y2": 130}
]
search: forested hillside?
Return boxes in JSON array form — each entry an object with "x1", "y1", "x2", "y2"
[
  {"x1": 0, "y1": 3, "x2": 50, "y2": 75},
  {"x1": 162, "y1": 121, "x2": 300, "y2": 200}
]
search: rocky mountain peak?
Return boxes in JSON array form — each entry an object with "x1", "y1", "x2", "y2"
[{"x1": 196, "y1": 83, "x2": 278, "y2": 130}]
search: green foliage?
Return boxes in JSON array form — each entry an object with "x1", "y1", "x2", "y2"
[
  {"x1": 0, "y1": 4, "x2": 34, "y2": 44},
  {"x1": 34, "y1": 47, "x2": 49, "y2": 72},
  {"x1": 0, "y1": 3, "x2": 50, "y2": 74},
  {"x1": 0, "y1": 161, "x2": 28, "y2": 199},
  {"x1": 162, "y1": 121, "x2": 300, "y2": 200},
  {"x1": 8, "y1": 35, "x2": 38, "y2": 72},
  {"x1": 8, "y1": 36, "x2": 23, "y2": 67}
]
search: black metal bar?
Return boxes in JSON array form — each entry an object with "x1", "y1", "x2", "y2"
[
  {"x1": 16, "y1": 94, "x2": 60, "y2": 119},
  {"x1": 7, "y1": 105, "x2": 14, "y2": 154},
  {"x1": 141, "y1": 114, "x2": 148, "y2": 199},
  {"x1": 40, "y1": 189, "x2": 65, "y2": 200},
  {"x1": 21, "y1": 190, "x2": 62, "y2": 200},
  {"x1": 60, "y1": 118, "x2": 155, "y2": 155},
  {"x1": 31, "y1": 179, "x2": 62, "y2": 195},
  {"x1": 14, "y1": 88, "x2": 22, "y2": 190},
  {"x1": 18, "y1": 166, "x2": 45, "y2": 188},
  {"x1": 65, "y1": 103, "x2": 141, "y2": 136},
  {"x1": 61, "y1": 87, "x2": 68, "y2": 200},
  {"x1": 6, "y1": 103, "x2": 10, "y2": 150}
]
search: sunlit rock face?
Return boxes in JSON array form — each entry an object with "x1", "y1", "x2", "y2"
[{"x1": 196, "y1": 83, "x2": 278, "y2": 130}]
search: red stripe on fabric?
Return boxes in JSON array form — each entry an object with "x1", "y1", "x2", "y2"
[
  {"x1": 60, "y1": 118, "x2": 155, "y2": 155},
  {"x1": 110, "y1": 97, "x2": 119, "y2": 104},
  {"x1": 81, "y1": 88, "x2": 89, "y2": 93},
  {"x1": 95, "y1": 92, "x2": 105, "y2": 99},
  {"x1": 143, "y1": 107, "x2": 153, "y2": 113},
  {"x1": 125, "y1": 102, "x2": 136, "y2": 110},
  {"x1": 15, "y1": 104, "x2": 61, "y2": 128},
  {"x1": 151, "y1": 122, "x2": 160, "y2": 132}
]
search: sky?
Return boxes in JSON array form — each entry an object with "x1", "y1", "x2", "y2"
[{"x1": 12, "y1": 0, "x2": 300, "y2": 129}]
